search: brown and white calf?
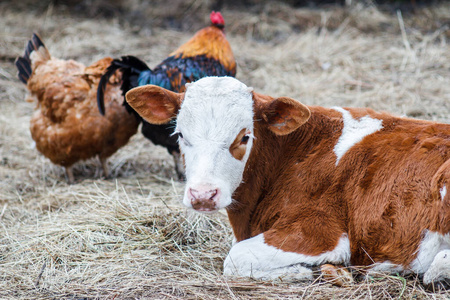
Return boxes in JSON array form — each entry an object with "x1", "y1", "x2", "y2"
[{"x1": 126, "y1": 76, "x2": 450, "y2": 284}]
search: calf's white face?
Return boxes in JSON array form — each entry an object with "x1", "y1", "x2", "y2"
[
  {"x1": 125, "y1": 76, "x2": 311, "y2": 213},
  {"x1": 175, "y1": 77, "x2": 254, "y2": 211}
]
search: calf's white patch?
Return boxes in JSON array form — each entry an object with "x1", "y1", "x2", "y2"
[
  {"x1": 368, "y1": 261, "x2": 405, "y2": 274},
  {"x1": 440, "y1": 185, "x2": 447, "y2": 201},
  {"x1": 223, "y1": 233, "x2": 350, "y2": 280},
  {"x1": 411, "y1": 230, "x2": 450, "y2": 274},
  {"x1": 423, "y1": 249, "x2": 450, "y2": 284},
  {"x1": 332, "y1": 107, "x2": 383, "y2": 165}
]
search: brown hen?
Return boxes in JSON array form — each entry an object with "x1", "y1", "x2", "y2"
[{"x1": 15, "y1": 34, "x2": 139, "y2": 183}]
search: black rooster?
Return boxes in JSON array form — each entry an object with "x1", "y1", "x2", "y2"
[{"x1": 97, "y1": 11, "x2": 236, "y2": 179}]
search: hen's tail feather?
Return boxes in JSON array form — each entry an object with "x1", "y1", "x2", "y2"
[
  {"x1": 25, "y1": 33, "x2": 46, "y2": 61},
  {"x1": 97, "y1": 55, "x2": 150, "y2": 116},
  {"x1": 15, "y1": 57, "x2": 32, "y2": 84},
  {"x1": 97, "y1": 63, "x2": 122, "y2": 115},
  {"x1": 15, "y1": 33, "x2": 49, "y2": 84}
]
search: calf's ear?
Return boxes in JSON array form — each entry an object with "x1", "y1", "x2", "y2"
[
  {"x1": 125, "y1": 85, "x2": 184, "y2": 124},
  {"x1": 254, "y1": 93, "x2": 311, "y2": 135}
]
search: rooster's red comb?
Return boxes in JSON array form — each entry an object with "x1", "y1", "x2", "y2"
[{"x1": 210, "y1": 11, "x2": 225, "y2": 26}]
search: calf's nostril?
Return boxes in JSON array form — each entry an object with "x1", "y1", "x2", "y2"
[
  {"x1": 189, "y1": 187, "x2": 219, "y2": 200},
  {"x1": 189, "y1": 188, "x2": 199, "y2": 199},
  {"x1": 210, "y1": 189, "x2": 218, "y2": 199}
]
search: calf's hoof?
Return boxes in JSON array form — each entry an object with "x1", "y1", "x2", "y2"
[{"x1": 320, "y1": 264, "x2": 353, "y2": 287}]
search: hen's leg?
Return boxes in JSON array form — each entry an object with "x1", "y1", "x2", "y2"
[
  {"x1": 65, "y1": 166, "x2": 74, "y2": 184},
  {"x1": 99, "y1": 156, "x2": 109, "y2": 179}
]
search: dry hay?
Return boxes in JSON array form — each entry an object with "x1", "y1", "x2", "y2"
[{"x1": 0, "y1": 1, "x2": 449, "y2": 299}]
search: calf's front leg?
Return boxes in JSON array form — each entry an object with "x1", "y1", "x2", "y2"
[{"x1": 223, "y1": 232, "x2": 350, "y2": 281}]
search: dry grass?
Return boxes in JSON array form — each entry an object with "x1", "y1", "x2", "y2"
[{"x1": 0, "y1": 1, "x2": 449, "y2": 299}]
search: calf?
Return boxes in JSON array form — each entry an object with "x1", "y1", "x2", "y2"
[{"x1": 125, "y1": 76, "x2": 450, "y2": 284}]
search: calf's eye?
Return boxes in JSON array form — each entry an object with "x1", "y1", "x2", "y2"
[{"x1": 230, "y1": 129, "x2": 252, "y2": 161}]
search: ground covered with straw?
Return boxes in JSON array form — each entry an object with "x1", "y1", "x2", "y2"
[{"x1": 1, "y1": 0, "x2": 449, "y2": 298}]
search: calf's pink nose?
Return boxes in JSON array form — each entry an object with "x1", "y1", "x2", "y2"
[
  {"x1": 189, "y1": 187, "x2": 220, "y2": 211},
  {"x1": 190, "y1": 188, "x2": 217, "y2": 200}
]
